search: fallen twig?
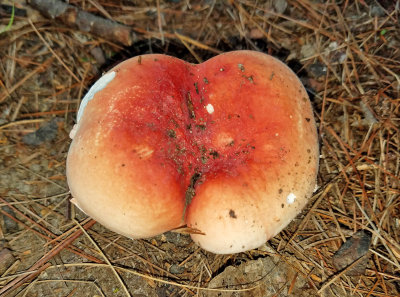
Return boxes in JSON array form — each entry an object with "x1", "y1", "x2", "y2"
[
  {"x1": 27, "y1": 0, "x2": 136, "y2": 46},
  {"x1": 0, "y1": 219, "x2": 96, "y2": 296}
]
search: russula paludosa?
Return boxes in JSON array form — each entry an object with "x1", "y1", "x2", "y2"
[{"x1": 66, "y1": 50, "x2": 319, "y2": 254}]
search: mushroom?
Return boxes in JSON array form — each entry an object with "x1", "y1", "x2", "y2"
[{"x1": 66, "y1": 50, "x2": 319, "y2": 254}]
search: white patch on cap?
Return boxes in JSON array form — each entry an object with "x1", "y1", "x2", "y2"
[
  {"x1": 287, "y1": 193, "x2": 296, "y2": 204},
  {"x1": 133, "y1": 145, "x2": 154, "y2": 160},
  {"x1": 206, "y1": 103, "x2": 214, "y2": 114},
  {"x1": 69, "y1": 124, "x2": 78, "y2": 139},
  {"x1": 216, "y1": 132, "x2": 233, "y2": 147},
  {"x1": 77, "y1": 71, "x2": 116, "y2": 122}
]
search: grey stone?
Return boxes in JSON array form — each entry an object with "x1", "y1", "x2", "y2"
[
  {"x1": 333, "y1": 230, "x2": 372, "y2": 276},
  {"x1": 23, "y1": 117, "x2": 62, "y2": 146},
  {"x1": 0, "y1": 248, "x2": 15, "y2": 275}
]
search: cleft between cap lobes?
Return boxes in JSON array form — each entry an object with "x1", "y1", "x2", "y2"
[
  {"x1": 147, "y1": 66, "x2": 259, "y2": 220},
  {"x1": 101, "y1": 56, "x2": 261, "y2": 215}
]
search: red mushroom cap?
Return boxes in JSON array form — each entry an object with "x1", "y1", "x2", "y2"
[{"x1": 66, "y1": 50, "x2": 319, "y2": 254}]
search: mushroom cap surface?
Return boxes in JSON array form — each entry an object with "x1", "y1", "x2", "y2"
[{"x1": 66, "y1": 50, "x2": 319, "y2": 254}]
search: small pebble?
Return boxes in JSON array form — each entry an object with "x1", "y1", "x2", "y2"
[
  {"x1": 0, "y1": 248, "x2": 15, "y2": 275},
  {"x1": 273, "y1": 0, "x2": 287, "y2": 14},
  {"x1": 309, "y1": 63, "x2": 327, "y2": 78},
  {"x1": 90, "y1": 47, "x2": 106, "y2": 65},
  {"x1": 370, "y1": 5, "x2": 385, "y2": 17},
  {"x1": 169, "y1": 264, "x2": 184, "y2": 274},
  {"x1": 1, "y1": 206, "x2": 19, "y2": 234}
]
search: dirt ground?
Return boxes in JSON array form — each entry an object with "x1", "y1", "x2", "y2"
[{"x1": 0, "y1": 1, "x2": 399, "y2": 296}]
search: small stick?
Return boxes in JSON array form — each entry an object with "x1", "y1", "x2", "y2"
[
  {"x1": 27, "y1": 0, "x2": 136, "y2": 46},
  {"x1": 0, "y1": 219, "x2": 96, "y2": 295},
  {"x1": 28, "y1": 19, "x2": 80, "y2": 83},
  {"x1": 74, "y1": 219, "x2": 132, "y2": 297},
  {"x1": 317, "y1": 255, "x2": 367, "y2": 294},
  {"x1": 0, "y1": 57, "x2": 54, "y2": 103}
]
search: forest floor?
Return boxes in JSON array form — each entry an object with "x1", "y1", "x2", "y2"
[{"x1": 0, "y1": 1, "x2": 399, "y2": 296}]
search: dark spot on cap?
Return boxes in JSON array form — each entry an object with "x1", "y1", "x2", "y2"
[
  {"x1": 209, "y1": 150, "x2": 219, "y2": 159},
  {"x1": 306, "y1": 118, "x2": 311, "y2": 122},
  {"x1": 246, "y1": 75, "x2": 254, "y2": 83},
  {"x1": 281, "y1": 203, "x2": 284, "y2": 208},
  {"x1": 167, "y1": 129, "x2": 176, "y2": 138},
  {"x1": 196, "y1": 124, "x2": 206, "y2": 131},
  {"x1": 269, "y1": 72, "x2": 275, "y2": 80},
  {"x1": 121, "y1": 163, "x2": 126, "y2": 167},
  {"x1": 279, "y1": 189, "x2": 283, "y2": 194},
  {"x1": 229, "y1": 209, "x2": 237, "y2": 219}
]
